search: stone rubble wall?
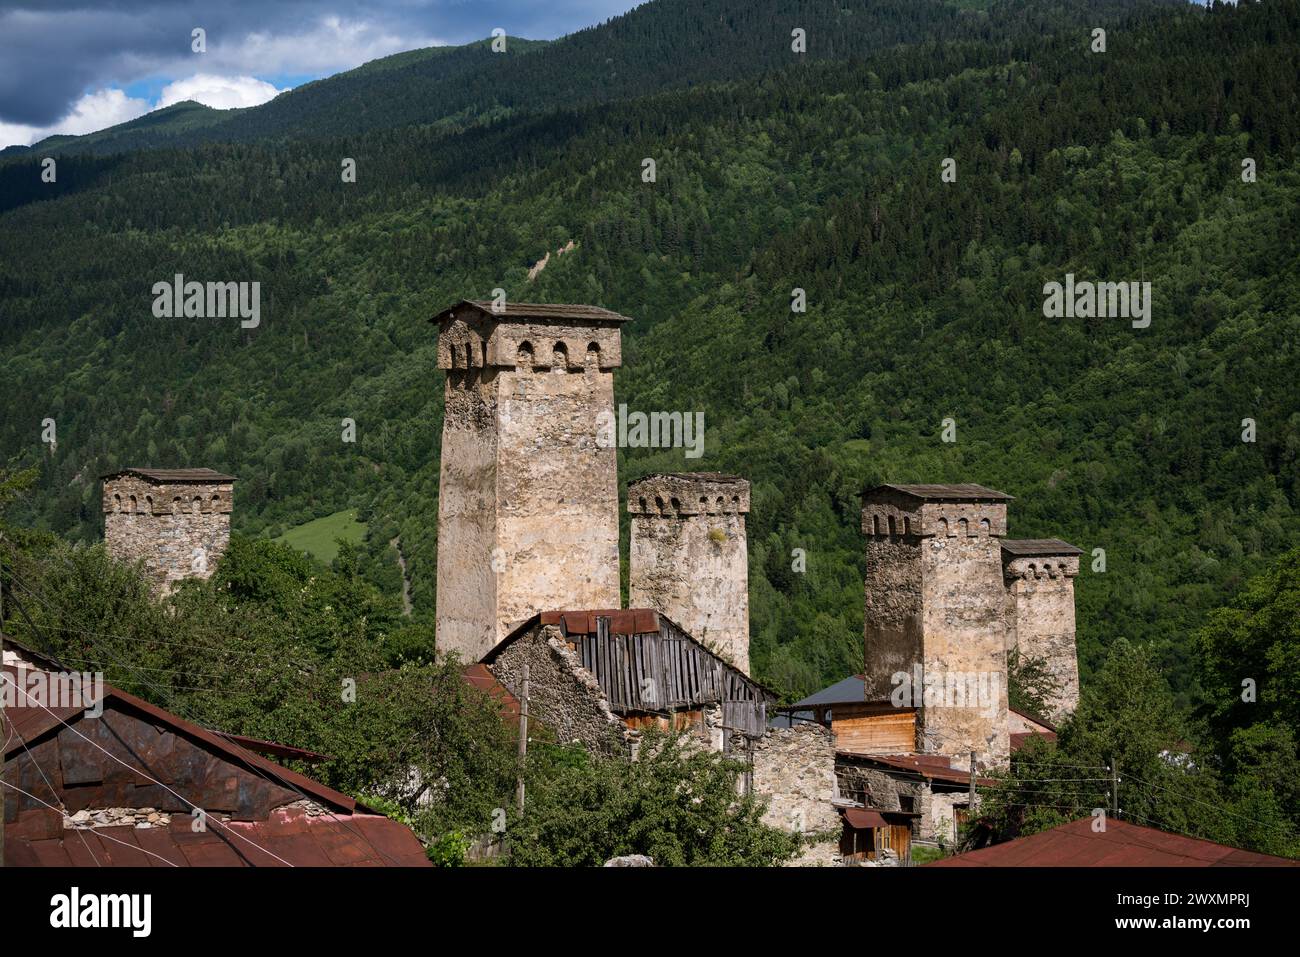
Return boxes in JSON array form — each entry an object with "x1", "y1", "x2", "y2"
[
  {"x1": 1004, "y1": 554, "x2": 1081, "y2": 721},
  {"x1": 629, "y1": 504, "x2": 750, "y2": 675},
  {"x1": 435, "y1": 309, "x2": 622, "y2": 664},
  {"x1": 751, "y1": 724, "x2": 840, "y2": 836},
  {"x1": 491, "y1": 623, "x2": 631, "y2": 758}
]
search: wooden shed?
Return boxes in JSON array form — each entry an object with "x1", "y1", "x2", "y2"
[{"x1": 840, "y1": 807, "x2": 917, "y2": 864}]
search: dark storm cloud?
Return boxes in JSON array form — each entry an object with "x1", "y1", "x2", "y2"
[{"x1": 0, "y1": 0, "x2": 637, "y2": 126}]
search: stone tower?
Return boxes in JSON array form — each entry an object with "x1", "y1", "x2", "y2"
[
  {"x1": 102, "y1": 468, "x2": 236, "y2": 594},
  {"x1": 433, "y1": 299, "x2": 627, "y2": 663},
  {"x1": 1002, "y1": 539, "x2": 1083, "y2": 722},
  {"x1": 861, "y1": 484, "x2": 1011, "y2": 769},
  {"x1": 627, "y1": 473, "x2": 751, "y2": 675}
]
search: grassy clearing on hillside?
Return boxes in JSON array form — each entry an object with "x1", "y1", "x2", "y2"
[{"x1": 276, "y1": 509, "x2": 367, "y2": 564}]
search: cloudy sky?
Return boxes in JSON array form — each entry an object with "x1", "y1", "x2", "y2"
[{"x1": 0, "y1": 1, "x2": 641, "y2": 149}]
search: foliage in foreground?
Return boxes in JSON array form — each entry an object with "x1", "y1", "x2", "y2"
[
  {"x1": 510, "y1": 731, "x2": 798, "y2": 867},
  {"x1": 1, "y1": 530, "x2": 797, "y2": 865},
  {"x1": 974, "y1": 551, "x2": 1300, "y2": 858}
]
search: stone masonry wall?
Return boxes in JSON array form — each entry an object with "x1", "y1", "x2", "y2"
[
  {"x1": 628, "y1": 474, "x2": 751, "y2": 675},
  {"x1": 862, "y1": 490, "x2": 1010, "y2": 768},
  {"x1": 1004, "y1": 554, "x2": 1081, "y2": 721},
  {"x1": 102, "y1": 475, "x2": 232, "y2": 595},
  {"x1": 435, "y1": 307, "x2": 621, "y2": 664},
  {"x1": 918, "y1": 500, "x2": 1010, "y2": 768},
  {"x1": 491, "y1": 623, "x2": 630, "y2": 758},
  {"x1": 751, "y1": 724, "x2": 840, "y2": 836}
]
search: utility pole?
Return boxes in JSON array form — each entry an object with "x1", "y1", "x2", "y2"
[
  {"x1": 515, "y1": 664, "x2": 529, "y2": 814},
  {"x1": 967, "y1": 749, "x2": 977, "y2": 840}
]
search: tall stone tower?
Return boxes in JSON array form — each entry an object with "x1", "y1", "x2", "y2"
[
  {"x1": 433, "y1": 299, "x2": 627, "y2": 663},
  {"x1": 628, "y1": 473, "x2": 751, "y2": 675},
  {"x1": 102, "y1": 468, "x2": 236, "y2": 595},
  {"x1": 1002, "y1": 539, "x2": 1083, "y2": 722},
  {"x1": 862, "y1": 484, "x2": 1011, "y2": 769}
]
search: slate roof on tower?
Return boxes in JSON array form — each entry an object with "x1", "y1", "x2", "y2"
[
  {"x1": 431, "y1": 299, "x2": 634, "y2": 324},
  {"x1": 865, "y1": 483, "x2": 1012, "y2": 501},
  {"x1": 99, "y1": 467, "x2": 236, "y2": 483},
  {"x1": 1001, "y1": 538, "x2": 1084, "y2": 557}
]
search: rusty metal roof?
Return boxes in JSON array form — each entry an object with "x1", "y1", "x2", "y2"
[
  {"x1": 838, "y1": 752, "x2": 996, "y2": 787},
  {"x1": 100, "y1": 467, "x2": 237, "y2": 483},
  {"x1": 212, "y1": 732, "x2": 330, "y2": 763},
  {"x1": 3, "y1": 665, "x2": 431, "y2": 867},
  {"x1": 432, "y1": 299, "x2": 633, "y2": 325},
  {"x1": 843, "y1": 808, "x2": 889, "y2": 829},
  {"x1": 5, "y1": 806, "x2": 431, "y2": 868},
  {"x1": 1008, "y1": 706, "x2": 1057, "y2": 733},
  {"x1": 928, "y1": 817, "x2": 1299, "y2": 867},
  {"x1": 545, "y1": 608, "x2": 660, "y2": 636},
  {"x1": 865, "y1": 483, "x2": 1012, "y2": 502},
  {"x1": 1010, "y1": 731, "x2": 1058, "y2": 752},
  {"x1": 4, "y1": 665, "x2": 357, "y2": 813},
  {"x1": 462, "y1": 663, "x2": 522, "y2": 726},
  {"x1": 1001, "y1": 539, "x2": 1084, "y2": 557}
]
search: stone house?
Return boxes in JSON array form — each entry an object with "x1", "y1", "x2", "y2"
[{"x1": 479, "y1": 608, "x2": 771, "y2": 760}]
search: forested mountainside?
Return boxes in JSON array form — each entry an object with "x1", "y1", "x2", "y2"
[{"x1": 2, "y1": 0, "x2": 1298, "y2": 704}]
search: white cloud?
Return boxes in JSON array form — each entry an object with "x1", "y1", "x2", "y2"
[
  {"x1": 0, "y1": 76, "x2": 284, "y2": 149},
  {"x1": 157, "y1": 74, "x2": 284, "y2": 111},
  {"x1": 213, "y1": 16, "x2": 445, "y2": 77},
  {"x1": 0, "y1": 87, "x2": 150, "y2": 148},
  {"x1": 55, "y1": 88, "x2": 151, "y2": 135}
]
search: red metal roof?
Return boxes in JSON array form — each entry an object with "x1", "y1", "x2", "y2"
[
  {"x1": 3, "y1": 665, "x2": 431, "y2": 866},
  {"x1": 843, "y1": 808, "x2": 890, "y2": 829},
  {"x1": 838, "y1": 752, "x2": 996, "y2": 787},
  {"x1": 5, "y1": 805, "x2": 430, "y2": 868},
  {"x1": 1011, "y1": 731, "x2": 1058, "y2": 752},
  {"x1": 212, "y1": 731, "x2": 330, "y2": 763},
  {"x1": 3, "y1": 666, "x2": 358, "y2": 814},
  {"x1": 543, "y1": 608, "x2": 660, "y2": 636},
  {"x1": 928, "y1": 817, "x2": 1299, "y2": 867},
  {"x1": 462, "y1": 663, "x2": 521, "y2": 726}
]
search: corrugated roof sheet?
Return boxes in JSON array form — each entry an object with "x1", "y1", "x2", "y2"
[
  {"x1": 1001, "y1": 539, "x2": 1084, "y2": 557},
  {"x1": 928, "y1": 817, "x2": 1299, "y2": 867},
  {"x1": 432, "y1": 299, "x2": 633, "y2": 324},
  {"x1": 100, "y1": 467, "x2": 236, "y2": 483},
  {"x1": 542, "y1": 608, "x2": 660, "y2": 636},
  {"x1": 866, "y1": 483, "x2": 1012, "y2": 501}
]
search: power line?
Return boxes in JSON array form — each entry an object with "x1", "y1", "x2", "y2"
[
  {"x1": 5, "y1": 554, "x2": 409, "y2": 865},
  {"x1": 1, "y1": 670, "x2": 295, "y2": 866},
  {"x1": 1122, "y1": 769, "x2": 1300, "y2": 841},
  {"x1": 1, "y1": 779, "x2": 183, "y2": 867},
  {"x1": 8, "y1": 720, "x2": 102, "y2": 867}
]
